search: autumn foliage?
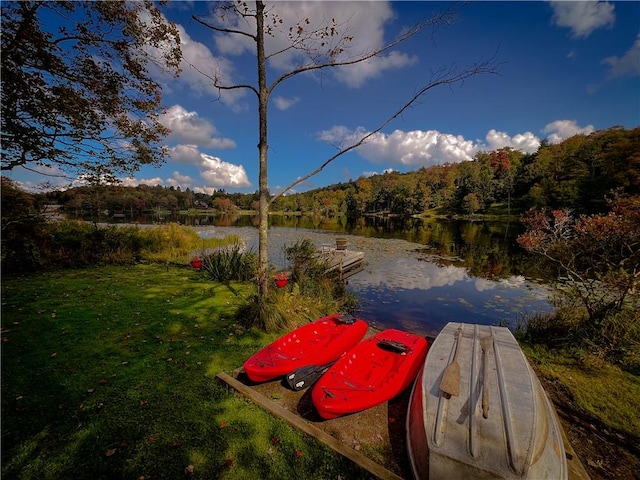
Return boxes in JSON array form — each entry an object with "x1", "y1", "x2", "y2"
[{"x1": 518, "y1": 195, "x2": 640, "y2": 363}]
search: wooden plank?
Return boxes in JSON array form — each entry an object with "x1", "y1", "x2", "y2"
[
  {"x1": 216, "y1": 372, "x2": 404, "y2": 480},
  {"x1": 320, "y1": 251, "x2": 365, "y2": 272}
]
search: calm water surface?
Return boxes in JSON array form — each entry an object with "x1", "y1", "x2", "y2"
[{"x1": 195, "y1": 221, "x2": 554, "y2": 338}]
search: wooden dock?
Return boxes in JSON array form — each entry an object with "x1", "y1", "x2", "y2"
[
  {"x1": 317, "y1": 237, "x2": 365, "y2": 280},
  {"x1": 318, "y1": 249, "x2": 365, "y2": 280}
]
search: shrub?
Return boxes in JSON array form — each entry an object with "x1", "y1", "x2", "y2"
[
  {"x1": 235, "y1": 292, "x2": 291, "y2": 333},
  {"x1": 2, "y1": 219, "x2": 149, "y2": 272},
  {"x1": 235, "y1": 238, "x2": 360, "y2": 333},
  {"x1": 517, "y1": 196, "x2": 640, "y2": 366},
  {"x1": 201, "y1": 243, "x2": 258, "y2": 282}
]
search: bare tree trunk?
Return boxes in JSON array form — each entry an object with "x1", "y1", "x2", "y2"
[
  {"x1": 256, "y1": 1, "x2": 269, "y2": 297},
  {"x1": 190, "y1": 1, "x2": 500, "y2": 305}
]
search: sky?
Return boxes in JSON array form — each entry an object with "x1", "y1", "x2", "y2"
[{"x1": 9, "y1": 1, "x2": 640, "y2": 195}]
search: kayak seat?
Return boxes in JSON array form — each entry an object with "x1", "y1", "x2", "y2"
[{"x1": 378, "y1": 339, "x2": 408, "y2": 354}]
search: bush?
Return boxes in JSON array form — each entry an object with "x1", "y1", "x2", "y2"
[
  {"x1": 1, "y1": 217, "x2": 248, "y2": 273},
  {"x1": 2, "y1": 219, "x2": 149, "y2": 272},
  {"x1": 517, "y1": 196, "x2": 640, "y2": 367},
  {"x1": 235, "y1": 292, "x2": 291, "y2": 333},
  {"x1": 235, "y1": 238, "x2": 360, "y2": 333},
  {"x1": 201, "y1": 243, "x2": 258, "y2": 282}
]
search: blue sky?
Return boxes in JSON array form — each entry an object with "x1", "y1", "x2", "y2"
[{"x1": 9, "y1": 1, "x2": 640, "y2": 194}]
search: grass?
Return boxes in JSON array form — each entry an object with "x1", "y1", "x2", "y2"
[
  {"x1": 1, "y1": 264, "x2": 369, "y2": 480},
  {"x1": 523, "y1": 344, "x2": 640, "y2": 440},
  {"x1": 3, "y1": 263, "x2": 639, "y2": 478}
]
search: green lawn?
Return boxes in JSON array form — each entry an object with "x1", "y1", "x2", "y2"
[
  {"x1": 1, "y1": 264, "x2": 368, "y2": 480},
  {"x1": 4, "y1": 263, "x2": 638, "y2": 479}
]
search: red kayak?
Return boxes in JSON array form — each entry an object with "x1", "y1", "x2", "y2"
[
  {"x1": 243, "y1": 314, "x2": 368, "y2": 383},
  {"x1": 312, "y1": 329, "x2": 428, "y2": 420}
]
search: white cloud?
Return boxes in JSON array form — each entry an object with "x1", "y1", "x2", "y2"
[
  {"x1": 121, "y1": 176, "x2": 164, "y2": 187},
  {"x1": 167, "y1": 146, "x2": 251, "y2": 189},
  {"x1": 361, "y1": 130, "x2": 477, "y2": 166},
  {"x1": 548, "y1": 1, "x2": 615, "y2": 38},
  {"x1": 318, "y1": 127, "x2": 477, "y2": 166},
  {"x1": 160, "y1": 105, "x2": 236, "y2": 148},
  {"x1": 172, "y1": 24, "x2": 246, "y2": 105},
  {"x1": 474, "y1": 275, "x2": 526, "y2": 292},
  {"x1": 484, "y1": 129, "x2": 541, "y2": 153},
  {"x1": 317, "y1": 122, "x2": 598, "y2": 170},
  {"x1": 168, "y1": 144, "x2": 203, "y2": 164},
  {"x1": 354, "y1": 257, "x2": 467, "y2": 291},
  {"x1": 166, "y1": 171, "x2": 194, "y2": 189},
  {"x1": 362, "y1": 168, "x2": 396, "y2": 177},
  {"x1": 194, "y1": 185, "x2": 218, "y2": 195},
  {"x1": 318, "y1": 125, "x2": 368, "y2": 147},
  {"x1": 210, "y1": 1, "x2": 415, "y2": 88},
  {"x1": 602, "y1": 34, "x2": 640, "y2": 79},
  {"x1": 273, "y1": 96, "x2": 300, "y2": 110},
  {"x1": 542, "y1": 120, "x2": 595, "y2": 144},
  {"x1": 200, "y1": 153, "x2": 252, "y2": 188}
]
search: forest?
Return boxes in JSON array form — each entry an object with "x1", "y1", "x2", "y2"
[{"x1": 33, "y1": 126, "x2": 639, "y2": 219}]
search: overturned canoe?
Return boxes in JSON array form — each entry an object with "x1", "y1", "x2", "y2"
[
  {"x1": 406, "y1": 322, "x2": 567, "y2": 479},
  {"x1": 243, "y1": 313, "x2": 368, "y2": 383},
  {"x1": 312, "y1": 328, "x2": 428, "y2": 420}
]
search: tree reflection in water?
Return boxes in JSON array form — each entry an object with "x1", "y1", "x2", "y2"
[{"x1": 193, "y1": 216, "x2": 555, "y2": 338}]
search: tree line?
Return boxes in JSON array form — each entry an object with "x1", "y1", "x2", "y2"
[{"x1": 33, "y1": 126, "x2": 639, "y2": 219}]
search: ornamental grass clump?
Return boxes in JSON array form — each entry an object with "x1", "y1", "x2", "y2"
[
  {"x1": 235, "y1": 238, "x2": 359, "y2": 333},
  {"x1": 201, "y1": 243, "x2": 258, "y2": 282}
]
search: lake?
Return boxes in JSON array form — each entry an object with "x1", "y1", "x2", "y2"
[{"x1": 180, "y1": 215, "x2": 556, "y2": 338}]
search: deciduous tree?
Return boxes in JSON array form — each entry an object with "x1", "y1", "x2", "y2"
[
  {"x1": 192, "y1": 1, "x2": 499, "y2": 296},
  {"x1": 517, "y1": 196, "x2": 640, "y2": 341},
  {"x1": 1, "y1": 1, "x2": 182, "y2": 183}
]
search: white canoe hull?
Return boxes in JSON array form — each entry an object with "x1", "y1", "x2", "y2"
[{"x1": 406, "y1": 322, "x2": 568, "y2": 479}]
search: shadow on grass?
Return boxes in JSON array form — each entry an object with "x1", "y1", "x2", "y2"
[{"x1": 4, "y1": 264, "x2": 361, "y2": 479}]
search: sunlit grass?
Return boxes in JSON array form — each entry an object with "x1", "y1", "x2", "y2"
[
  {"x1": 523, "y1": 345, "x2": 640, "y2": 439},
  {"x1": 1, "y1": 264, "x2": 368, "y2": 479}
]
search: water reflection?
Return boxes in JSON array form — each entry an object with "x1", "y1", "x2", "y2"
[
  {"x1": 197, "y1": 225, "x2": 554, "y2": 338},
  {"x1": 78, "y1": 212, "x2": 555, "y2": 336}
]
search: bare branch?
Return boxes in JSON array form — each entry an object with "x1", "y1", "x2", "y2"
[
  {"x1": 270, "y1": 56, "x2": 500, "y2": 203},
  {"x1": 269, "y1": 6, "x2": 460, "y2": 94},
  {"x1": 191, "y1": 12, "x2": 256, "y2": 41},
  {"x1": 187, "y1": 62, "x2": 258, "y2": 97}
]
